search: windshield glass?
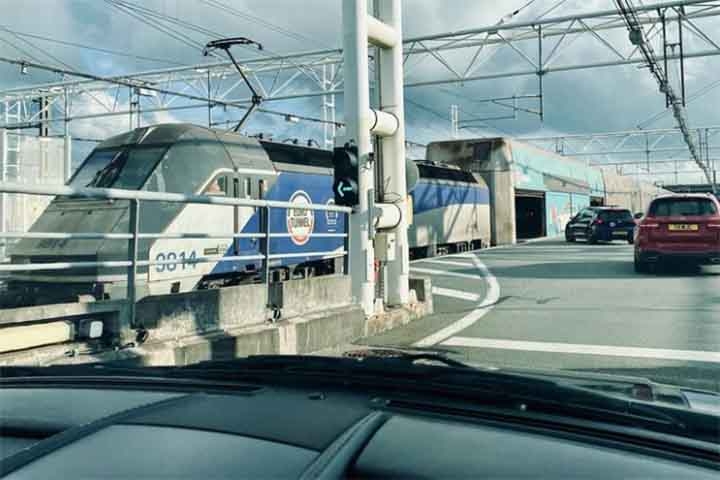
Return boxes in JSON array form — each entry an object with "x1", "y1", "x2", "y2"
[
  {"x1": 3, "y1": 1, "x2": 720, "y2": 440},
  {"x1": 649, "y1": 198, "x2": 718, "y2": 216},
  {"x1": 598, "y1": 210, "x2": 633, "y2": 221},
  {"x1": 97, "y1": 147, "x2": 166, "y2": 189},
  {"x1": 68, "y1": 149, "x2": 120, "y2": 188}
]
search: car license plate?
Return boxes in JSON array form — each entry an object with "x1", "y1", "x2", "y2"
[
  {"x1": 613, "y1": 231, "x2": 627, "y2": 236},
  {"x1": 668, "y1": 224, "x2": 698, "y2": 231}
]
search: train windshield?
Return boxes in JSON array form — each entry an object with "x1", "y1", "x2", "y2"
[
  {"x1": 69, "y1": 147, "x2": 166, "y2": 189},
  {"x1": 68, "y1": 149, "x2": 119, "y2": 188}
]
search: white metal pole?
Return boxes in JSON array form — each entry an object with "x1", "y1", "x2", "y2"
[
  {"x1": 63, "y1": 133, "x2": 72, "y2": 183},
  {"x1": 322, "y1": 63, "x2": 329, "y2": 149},
  {"x1": 343, "y1": 0, "x2": 376, "y2": 315},
  {"x1": 0, "y1": 129, "x2": 6, "y2": 259},
  {"x1": 451, "y1": 104, "x2": 459, "y2": 139},
  {"x1": 64, "y1": 90, "x2": 72, "y2": 182},
  {"x1": 378, "y1": 0, "x2": 409, "y2": 306}
]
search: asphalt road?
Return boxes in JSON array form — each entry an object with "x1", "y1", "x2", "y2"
[{"x1": 362, "y1": 238, "x2": 720, "y2": 392}]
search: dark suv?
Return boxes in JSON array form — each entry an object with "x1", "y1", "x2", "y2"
[{"x1": 565, "y1": 207, "x2": 635, "y2": 244}]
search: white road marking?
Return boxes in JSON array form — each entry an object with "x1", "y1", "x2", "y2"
[
  {"x1": 432, "y1": 287, "x2": 481, "y2": 302},
  {"x1": 410, "y1": 267, "x2": 483, "y2": 280},
  {"x1": 441, "y1": 337, "x2": 720, "y2": 364},
  {"x1": 417, "y1": 258, "x2": 475, "y2": 268},
  {"x1": 413, "y1": 254, "x2": 500, "y2": 348}
]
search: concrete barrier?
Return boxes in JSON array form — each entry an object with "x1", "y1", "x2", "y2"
[
  {"x1": 0, "y1": 300, "x2": 123, "y2": 327},
  {"x1": 135, "y1": 283, "x2": 268, "y2": 339},
  {"x1": 279, "y1": 274, "x2": 352, "y2": 319},
  {"x1": 0, "y1": 275, "x2": 432, "y2": 366}
]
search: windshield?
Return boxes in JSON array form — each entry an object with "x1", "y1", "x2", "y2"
[
  {"x1": 69, "y1": 147, "x2": 166, "y2": 189},
  {"x1": 3, "y1": 0, "x2": 720, "y2": 446},
  {"x1": 68, "y1": 149, "x2": 120, "y2": 188},
  {"x1": 598, "y1": 210, "x2": 633, "y2": 222},
  {"x1": 649, "y1": 198, "x2": 718, "y2": 217}
]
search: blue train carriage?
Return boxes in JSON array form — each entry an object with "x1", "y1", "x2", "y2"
[
  {"x1": 3, "y1": 122, "x2": 490, "y2": 307},
  {"x1": 3, "y1": 124, "x2": 344, "y2": 306},
  {"x1": 222, "y1": 139, "x2": 346, "y2": 284},
  {"x1": 148, "y1": 131, "x2": 347, "y2": 293},
  {"x1": 408, "y1": 161, "x2": 491, "y2": 258}
]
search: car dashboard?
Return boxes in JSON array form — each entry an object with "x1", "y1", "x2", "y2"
[{"x1": 0, "y1": 378, "x2": 718, "y2": 479}]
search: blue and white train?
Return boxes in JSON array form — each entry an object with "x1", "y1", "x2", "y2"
[{"x1": 3, "y1": 124, "x2": 489, "y2": 306}]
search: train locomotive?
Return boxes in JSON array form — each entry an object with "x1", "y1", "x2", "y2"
[{"x1": 3, "y1": 123, "x2": 490, "y2": 306}]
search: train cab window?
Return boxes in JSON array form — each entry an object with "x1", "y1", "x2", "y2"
[
  {"x1": 259, "y1": 179, "x2": 266, "y2": 199},
  {"x1": 145, "y1": 142, "x2": 234, "y2": 194},
  {"x1": 113, "y1": 147, "x2": 167, "y2": 189},
  {"x1": 69, "y1": 149, "x2": 120, "y2": 187},
  {"x1": 203, "y1": 175, "x2": 231, "y2": 197},
  {"x1": 72, "y1": 147, "x2": 166, "y2": 190},
  {"x1": 243, "y1": 178, "x2": 252, "y2": 199}
]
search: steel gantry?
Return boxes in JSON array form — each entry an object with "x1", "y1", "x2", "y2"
[
  {"x1": 519, "y1": 125, "x2": 720, "y2": 183},
  {"x1": 1, "y1": 1, "x2": 719, "y2": 139}
]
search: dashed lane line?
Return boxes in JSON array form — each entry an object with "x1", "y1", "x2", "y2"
[
  {"x1": 413, "y1": 254, "x2": 501, "y2": 348},
  {"x1": 441, "y1": 337, "x2": 720, "y2": 363},
  {"x1": 431, "y1": 287, "x2": 481, "y2": 302}
]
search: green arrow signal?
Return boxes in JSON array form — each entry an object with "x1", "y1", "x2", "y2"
[{"x1": 337, "y1": 181, "x2": 353, "y2": 198}]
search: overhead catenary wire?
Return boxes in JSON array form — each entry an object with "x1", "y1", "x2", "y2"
[
  {"x1": 104, "y1": 0, "x2": 332, "y2": 85},
  {"x1": 638, "y1": 77, "x2": 720, "y2": 128},
  {"x1": 406, "y1": 0, "x2": 539, "y2": 80},
  {"x1": 0, "y1": 27, "x2": 76, "y2": 71},
  {"x1": 614, "y1": 0, "x2": 715, "y2": 192},
  {"x1": 535, "y1": 0, "x2": 569, "y2": 20},
  {"x1": 198, "y1": 0, "x2": 331, "y2": 49},
  {"x1": 109, "y1": 0, "x2": 223, "y2": 39},
  {"x1": 0, "y1": 34, "x2": 44, "y2": 65},
  {"x1": 102, "y1": 0, "x2": 221, "y2": 57},
  {"x1": 0, "y1": 26, "x2": 189, "y2": 66}
]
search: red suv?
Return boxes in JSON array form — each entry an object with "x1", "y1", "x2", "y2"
[{"x1": 634, "y1": 194, "x2": 720, "y2": 272}]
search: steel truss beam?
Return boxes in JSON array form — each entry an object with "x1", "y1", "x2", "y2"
[
  {"x1": 0, "y1": 0, "x2": 718, "y2": 152},
  {"x1": 521, "y1": 125, "x2": 720, "y2": 179}
]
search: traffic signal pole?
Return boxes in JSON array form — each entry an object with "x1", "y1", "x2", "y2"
[
  {"x1": 343, "y1": 0, "x2": 376, "y2": 315},
  {"x1": 342, "y1": 0, "x2": 409, "y2": 315}
]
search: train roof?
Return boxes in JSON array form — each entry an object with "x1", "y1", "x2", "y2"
[
  {"x1": 96, "y1": 123, "x2": 334, "y2": 169},
  {"x1": 97, "y1": 123, "x2": 221, "y2": 149},
  {"x1": 94, "y1": 124, "x2": 476, "y2": 181}
]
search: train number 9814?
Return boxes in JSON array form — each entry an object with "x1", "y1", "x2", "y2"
[{"x1": 155, "y1": 250, "x2": 198, "y2": 273}]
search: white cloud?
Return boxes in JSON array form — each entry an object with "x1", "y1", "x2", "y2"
[
  {"x1": 67, "y1": 90, "x2": 183, "y2": 140},
  {"x1": 0, "y1": 0, "x2": 718, "y2": 184}
]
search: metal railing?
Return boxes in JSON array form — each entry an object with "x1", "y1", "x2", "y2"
[{"x1": 0, "y1": 182, "x2": 351, "y2": 330}]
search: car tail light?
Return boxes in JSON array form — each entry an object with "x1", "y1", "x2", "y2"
[{"x1": 592, "y1": 218, "x2": 604, "y2": 225}]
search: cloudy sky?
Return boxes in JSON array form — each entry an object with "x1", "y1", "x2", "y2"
[{"x1": 1, "y1": 0, "x2": 719, "y2": 182}]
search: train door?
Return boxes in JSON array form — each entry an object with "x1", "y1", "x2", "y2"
[
  {"x1": 514, "y1": 189, "x2": 546, "y2": 240},
  {"x1": 234, "y1": 174, "x2": 257, "y2": 259}
]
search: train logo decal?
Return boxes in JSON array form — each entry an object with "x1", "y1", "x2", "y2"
[{"x1": 287, "y1": 190, "x2": 314, "y2": 245}]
